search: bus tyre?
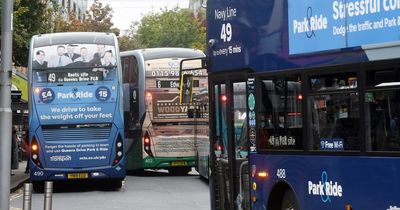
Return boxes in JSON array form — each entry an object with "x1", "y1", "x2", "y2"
[
  {"x1": 32, "y1": 181, "x2": 44, "y2": 192},
  {"x1": 281, "y1": 190, "x2": 299, "y2": 210},
  {"x1": 195, "y1": 152, "x2": 199, "y2": 173},
  {"x1": 105, "y1": 180, "x2": 122, "y2": 189},
  {"x1": 168, "y1": 167, "x2": 191, "y2": 176}
]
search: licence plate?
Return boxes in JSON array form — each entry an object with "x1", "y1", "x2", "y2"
[
  {"x1": 171, "y1": 161, "x2": 188, "y2": 166},
  {"x1": 67, "y1": 173, "x2": 88, "y2": 179}
]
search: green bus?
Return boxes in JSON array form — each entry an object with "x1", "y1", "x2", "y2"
[{"x1": 121, "y1": 48, "x2": 208, "y2": 175}]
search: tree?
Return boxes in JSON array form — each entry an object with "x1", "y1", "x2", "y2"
[
  {"x1": 5, "y1": 0, "x2": 57, "y2": 66},
  {"x1": 53, "y1": 12, "x2": 86, "y2": 32},
  {"x1": 190, "y1": 10, "x2": 206, "y2": 52},
  {"x1": 84, "y1": 0, "x2": 114, "y2": 32},
  {"x1": 135, "y1": 7, "x2": 206, "y2": 51},
  {"x1": 118, "y1": 22, "x2": 143, "y2": 51}
]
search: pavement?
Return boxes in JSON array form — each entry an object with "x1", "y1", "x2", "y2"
[{"x1": 10, "y1": 160, "x2": 30, "y2": 193}]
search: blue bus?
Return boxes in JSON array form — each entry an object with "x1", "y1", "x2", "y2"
[
  {"x1": 28, "y1": 32, "x2": 125, "y2": 190},
  {"x1": 203, "y1": 0, "x2": 400, "y2": 209}
]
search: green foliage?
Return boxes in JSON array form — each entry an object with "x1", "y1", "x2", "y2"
[
  {"x1": 9, "y1": 0, "x2": 56, "y2": 66},
  {"x1": 135, "y1": 7, "x2": 206, "y2": 51},
  {"x1": 190, "y1": 10, "x2": 206, "y2": 52},
  {"x1": 118, "y1": 35, "x2": 143, "y2": 52},
  {"x1": 84, "y1": 0, "x2": 114, "y2": 32},
  {"x1": 118, "y1": 22, "x2": 143, "y2": 51}
]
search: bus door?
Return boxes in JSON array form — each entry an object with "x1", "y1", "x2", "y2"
[
  {"x1": 121, "y1": 55, "x2": 142, "y2": 170},
  {"x1": 210, "y1": 76, "x2": 250, "y2": 210}
]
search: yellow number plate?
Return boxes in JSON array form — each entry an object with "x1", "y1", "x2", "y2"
[
  {"x1": 67, "y1": 173, "x2": 88, "y2": 179},
  {"x1": 171, "y1": 161, "x2": 188, "y2": 166}
]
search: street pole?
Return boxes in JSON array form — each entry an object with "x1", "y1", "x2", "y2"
[{"x1": 0, "y1": 0, "x2": 14, "y2": 209}]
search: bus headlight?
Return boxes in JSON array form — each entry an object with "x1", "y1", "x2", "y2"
[{"x1": 31, "y1": 136, "x2": 43, "y2": 169}]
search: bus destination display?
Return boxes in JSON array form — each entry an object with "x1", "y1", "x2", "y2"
[
  {"x1": 156, "y1": 80, "x2": 199, "y2": 88},
  {"x1": 47, "y1": 71, "x2": 103, "y2": 83}
]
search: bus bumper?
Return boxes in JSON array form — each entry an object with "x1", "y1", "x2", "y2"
[
  {"x1": 143, "y1": 156, "x2": 196, "y2": 169},
  {"x1": 29, "y1": 160, "x2": 125, "y2": 181}
]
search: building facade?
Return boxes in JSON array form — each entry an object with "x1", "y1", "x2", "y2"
[
  {"x1": 189, "y1": 0, "x2": 205, "y2": 17},
  {"x1": 57, "y1": 0, "x2": 88, "y2": 21}
]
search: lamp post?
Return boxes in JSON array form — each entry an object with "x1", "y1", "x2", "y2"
[{"x1": 0, "y1": 0, "x2": 14, "y2": 209}]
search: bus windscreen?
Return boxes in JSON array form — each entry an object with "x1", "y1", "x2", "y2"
[{"x1": 32, "y1": 44, "x2": 117, "y2": 71}]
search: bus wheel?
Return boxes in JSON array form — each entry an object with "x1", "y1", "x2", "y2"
[
  {"x1": 105, "y1": 180, "x2": 123, "y2": 189},
  {"x1": 281, "y1": 190, "x2": 299, "y2": 210},
  {"x1": 168, "y1": 167, "x2": 190, "y2": 176},
  {"x1": 32, "y1": 181, "x2": 44, "y2": 192}
]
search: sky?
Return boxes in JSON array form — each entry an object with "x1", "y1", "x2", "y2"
[{"x1": 87, "y1": 0, "x2": 190, "y2": 32}]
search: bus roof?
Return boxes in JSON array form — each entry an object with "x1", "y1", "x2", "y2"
[
  {"x1": 120, "y1": 48, "x2": 205, "y2": 60},
  {"x1": 31, "y1": 32, "x2": 116, "y2": 48}
]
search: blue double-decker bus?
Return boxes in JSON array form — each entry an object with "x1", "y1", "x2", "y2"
[
  {"x1": 28, "y1": 32, "x2": 125, "y2": 190},
  {"x1": 202, "y1": 0, "x2": 400, "y2": 209}
]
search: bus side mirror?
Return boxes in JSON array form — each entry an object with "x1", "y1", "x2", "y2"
[
  {"x1": 178, "y1": 57, "x2": 207, "y2": 104},
  {"x1": 180, "y1": 74, "x2": 194, "y2": 104}
]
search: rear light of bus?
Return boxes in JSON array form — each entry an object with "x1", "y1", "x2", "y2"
[
  {"x1": 113, "y1": 134, "x2": 123, "y2": 166},
  {"x1": 221, "y1": 95, "x2": 227, "y2": 102},
  {"x1": 216, "y1": 144, "x2": 224, "y2": 151},
  {"x1": 297, "y1": 94, "x2": 303, "y2": 100},
  {"x1": 143, "y1": 131, "x2": 153, "y2": 157},
  {"x1": 31, "y1": 136, "x2": 43, "y2": 169}
]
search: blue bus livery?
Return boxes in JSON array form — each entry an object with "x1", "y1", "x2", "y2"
[
  {"x1": 28, "y1": 32, "x2": 125, "y2": 189},
  {"x1": 205, "y1": 0, "x2": 400, "y2": 210}
]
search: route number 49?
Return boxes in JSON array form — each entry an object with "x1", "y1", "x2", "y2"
[{"x1": 221, "y1": 23, "x2": 232, "y2": 42}]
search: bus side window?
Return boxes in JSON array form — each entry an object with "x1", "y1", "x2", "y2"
[
  {"x1": 259, "y1": 77, "x2": 303, "y2": 151},
  {"x1": 308, "y1": 74, "x2": 360, "y2": 152}
]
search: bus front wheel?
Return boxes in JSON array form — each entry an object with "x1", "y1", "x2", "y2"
[
  {"x1": 104, "y1": 179, "x2": 123, "y2": 189},
  {"x1": 32, "y1": 181, "x2": 44, "y2": 192},
  {"x1": 281, "y1": 190, "x2": 299, "y2": 210}
]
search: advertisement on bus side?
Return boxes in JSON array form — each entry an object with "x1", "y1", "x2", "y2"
[
  {"x1": 33, "y1": 84, "x2": 117, "y2": 125},
  {"x1": 288, "y1": 0, "x2": 400, "y2": 54}
]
